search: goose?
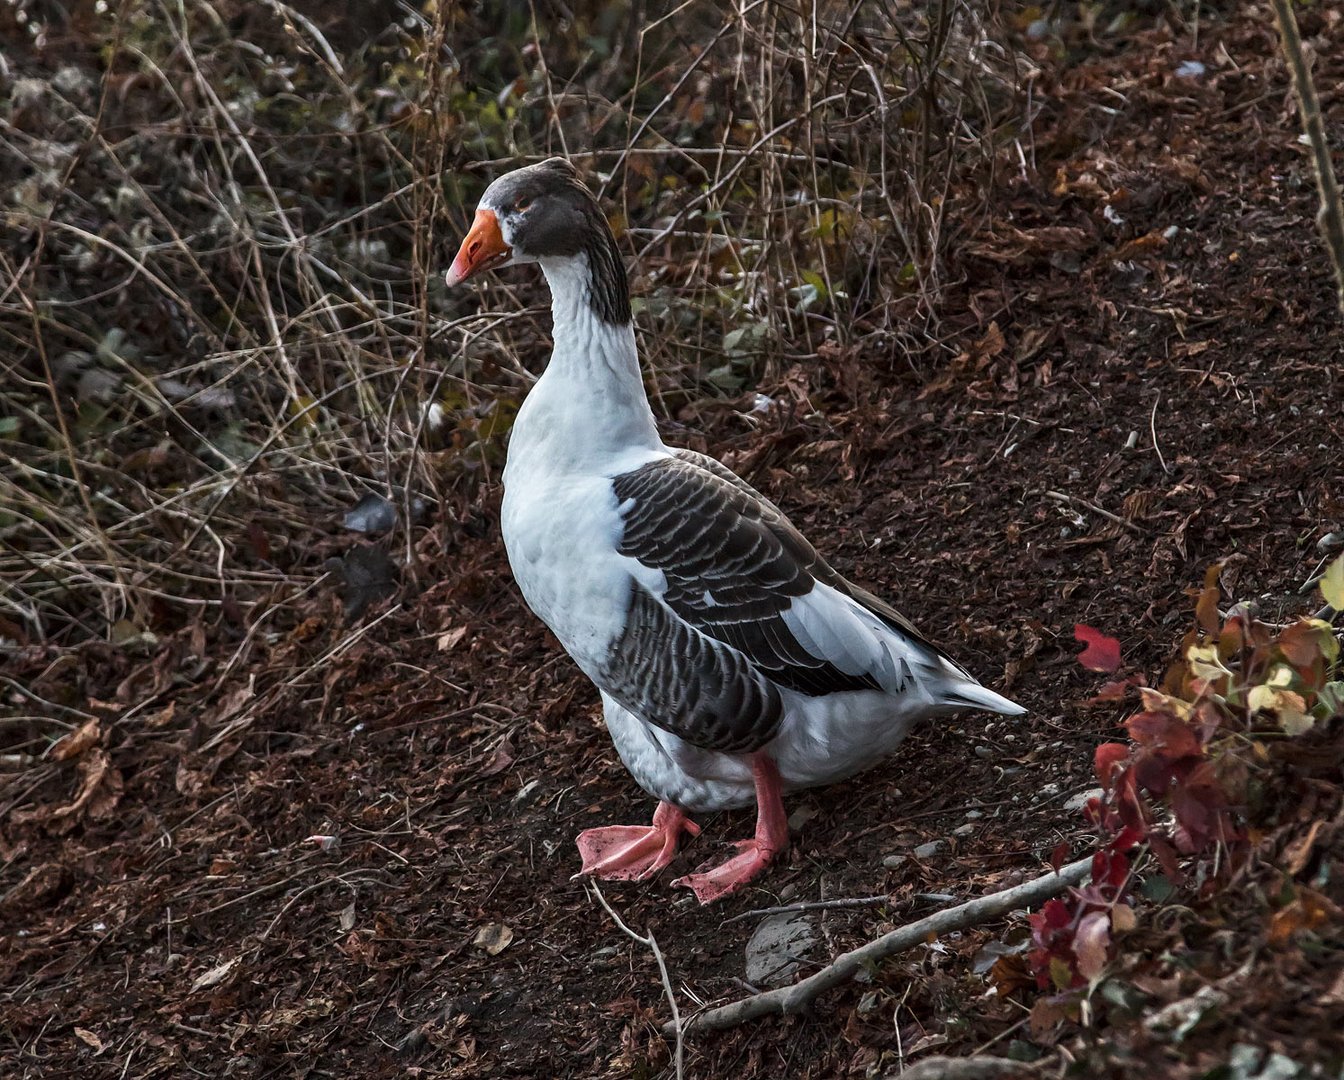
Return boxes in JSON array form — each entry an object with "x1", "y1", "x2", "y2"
[{"x1": 445, "y1": 157, "x2": 1024, "y2": 903}]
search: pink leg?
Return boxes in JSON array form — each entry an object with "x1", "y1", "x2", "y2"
[
  {"x1": 575, "y1": 801, "x2": 701, "y2": 881},
  {"x1": 673, "y1": 754, "x2": 788, "y2": 904}
]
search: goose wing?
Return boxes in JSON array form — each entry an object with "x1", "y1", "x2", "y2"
[{"x1": 595, "y1": 451, "x2": 948, "y2": 754}]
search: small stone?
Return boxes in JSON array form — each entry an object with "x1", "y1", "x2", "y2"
[
  {"x1": 882, "y1": 855, "x2": 907, "y2": 870},
  {"x1": 964, "y1": 809, "x2": 984, "y2": 820},
  {"x1": 1064, "y1": 786, "x2": 1104, "y2": 812},
  {"x1": 787, "y1": 805, "x2": 819, "y2": 831},
  {"x1": 913, "y1": 841, "x2": 943, "y2": 859},
  {"x1": 745, "y1": 912, "x2": 816, "y2": 986},
  {"x1": 952, "y1": 823, "x2": 975, "y2": 838}
]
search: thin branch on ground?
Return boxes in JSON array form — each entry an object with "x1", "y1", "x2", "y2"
[
  {"x1": 1041, "y1": 490, "x2": 1144, "y2": 535},
  {"x1": 588, "y1": 882, "x2": 685, "y2": 1080},
  {"x1": 673, "y1": 858, "x2": 1092, "y2": 1036},
  {"x1": 720, "y1": 893, "x2": 898, "y2": 924}
]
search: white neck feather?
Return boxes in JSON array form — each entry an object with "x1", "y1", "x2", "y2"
[{"x1": 505, "y1": 254, "x2": 662, "y2": 477}]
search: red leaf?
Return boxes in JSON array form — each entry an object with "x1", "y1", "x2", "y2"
[
  {"x1": 1115, "y1": 773, "x2": 1148, "y2": 832},
  {"x1": 1127, "y1": 712, "x2": 1202, "y2": 758},
  {"x1": 1148, "y1": 834, "x2": 1185, "y2": 883},
  {"x1": 1093, "y1": 743, "x2": 1130, "y2": 787},
  {"x1": 1074, "y1": 624, "x2": 1122, "y2": 673},
  {"x1": 1041, "y1": 898, "x2": 1073, "y2": 929},
  {"x1": 1111, "y1": 825, "x2": 1144, "y2": 853},
  {"x1": 1050, "y1": 841, "x2": 1071, "y2": 872},
  {"x1": 1092, "y1": 848, "x2": 1130, "y2": 890},
  {"x1": 1087, "y1": 673, "x2": 1145, "y2": 704}
]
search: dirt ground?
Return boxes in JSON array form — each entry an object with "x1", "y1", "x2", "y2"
[{"x1": 3, "y1": 6, "x2": 1343, "y2": 1079}]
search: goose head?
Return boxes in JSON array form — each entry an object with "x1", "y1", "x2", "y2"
[{"x1": 445, "y1": 157, "x2": 630, "y2": 324}]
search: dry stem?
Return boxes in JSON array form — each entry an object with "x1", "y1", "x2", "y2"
[
  {"x1": 674, "y1": 858, "x2": 1091, "y2": 1036},
  {"x1": 1270, "y1": 0, "x2": 1344, "y2": 316}
]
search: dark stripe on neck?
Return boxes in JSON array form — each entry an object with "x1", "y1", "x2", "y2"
[{"x1": 584, "y1": 226, "x2": 632, "y2": 326}]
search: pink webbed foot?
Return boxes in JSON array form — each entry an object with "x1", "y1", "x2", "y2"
[
  {"x1": 672, "y1": 839, "x2": 780, "y2": 904},
  {"x1": 673, "y1": 753, "x2": 789, "y2": 905},
  {"x1": 575, "y1": 801, "x2": 700, "y2": 881}
]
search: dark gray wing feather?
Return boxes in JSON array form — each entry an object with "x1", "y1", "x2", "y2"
[
  {"x1": 675, "y1": 448, "x2": 956, "y2": 662},
  {"x1": 598, "y1": 587, "x2": 783, "y2": 754},
  {"x1": 600, "y1": 453, "x2": 945, "y2": 753}
]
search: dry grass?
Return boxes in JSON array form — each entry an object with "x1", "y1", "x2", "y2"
[{"x1": 0, "y1": 0, "x2": 1026, "y2": 649}]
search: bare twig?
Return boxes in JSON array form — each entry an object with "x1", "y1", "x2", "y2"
[
  {"x1": 588, "y1": 882, "x2": 684, "y2": 1080},
  {"x1": 1042, "y1": 490, "x2": 1144, "y2": 535},
  {"x1": 721, "y1": 893, "x2": 897, "y2": 924},
  {"x1": 1149, "y1": 392, "x2": 1171, "y2": 476},
  {"x1": 1270, "y1": 0, "x2": 1344, "y2": 317},
  {"x1": 673, "y1": 858, "x2": 1092, "y2": 1036}
]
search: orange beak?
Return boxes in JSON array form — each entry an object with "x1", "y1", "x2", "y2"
[{"x1": 445, "y1": 209, "x2": 511, "y2": 286}]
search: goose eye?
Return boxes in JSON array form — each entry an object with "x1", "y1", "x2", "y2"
[{"x1": 514, "y1": 198, "x2": 532, "y2": 213}]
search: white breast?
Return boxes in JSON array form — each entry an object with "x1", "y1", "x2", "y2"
[{"x1": 501, "y1": 417, "x2": 667, "y2": 679}]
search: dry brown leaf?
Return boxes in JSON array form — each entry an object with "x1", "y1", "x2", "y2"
[
  {"x1": 473, "y1": 923, "x2": 514, "y2": 955},
  {"x1": 1282, "y1": 819, "x2": 1325, "y2": 877},
  {"x1": 143, "y1": 700, "x2": 177, "y2": 728},
  {"x1": 191, "y1": 956, "x2": 240, "y2": 993},
  {"x1": 50, "y1": 718, "x2": 101, "y2": 762},
  {"x1": 73, "y1": 1028, "x2": 104, "y2": 1053},
  {"x1": 12, "y1": 749, "x2": 121, "y2": 830},
  {"x1": 437, "y1": 627, "x2": 468, "y2": 652},
  {"x1": 1268, "y1": 888, "x2": 1337, "y2": 947}
]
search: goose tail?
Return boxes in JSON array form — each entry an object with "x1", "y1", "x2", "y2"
[{"x1": 935, "y1": 664, "x2": 1026, "y2": 717}]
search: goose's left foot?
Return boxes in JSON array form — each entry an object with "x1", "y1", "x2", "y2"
[{"x1": 673, "y1": 754, "x2": 787, "y2": 904}]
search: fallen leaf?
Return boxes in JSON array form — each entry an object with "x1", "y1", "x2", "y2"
[
  {"x1": 1268, "y1": 889, "x2": 1336, "y2": 947},
  {"x1": 73, "y1": 1028, "x2": 104, "y2": 1053},
  {"x1": 338, "y1": 901, "x2": 357, "y2": 932},
  {"x1": 1074, "y1": 910, "x2": 1111, "y2": 982},
  {"x1": 143, "y1": 700, "x2": 177, "y2": 728},
  {"x1": 473, "y1": 923, "x2": 514, "y2": 955},
  {"x1": 1029, "y1": 995, "x2": 1070, "y2": 1039},
  {"x1": 1087, "y1": 673, "x2": 1145, "y2": 704},
  {"x1": 479, "y1": 739, "x2": 514, "y2": 778},
  {"x1": 437, "y1": 627, "x2": 468, "y2": 652},
  {"x1": 906, "y1": 1033, "x2": 949, "y2": 1055},
  {"x1": 1111, "y1": 902, "x2": 1137, "y2": 933},
  {"x1": 50, "y1": 718, "x2": 101, "y2": 762},
  {"x1": 1282, "y1": 819, "x2": 1325, "y2": 876},
  {"x1": 191, "y1": 956, "x2": 239, "y2": 993},
  {"x1": 1075, "y1": 624, "x2": 1122, "y2": 672}
]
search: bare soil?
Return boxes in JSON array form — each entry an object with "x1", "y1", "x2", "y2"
[{"x1": 3, "y1": 6, "x2": 1343, "y2": 1078}]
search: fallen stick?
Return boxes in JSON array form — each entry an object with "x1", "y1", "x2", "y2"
[
  {"x1": 1042, "y1": 490, "x2": 1143, "y2": 535},
  {"x1": 589, "y1": 882, "x2": 686, "y2": 1079},
  {"x1": 894, "y1": 1054, "x2": 1039, "y2": 1080},
  {"x1": 673, "y1": 857, "x2": 1092, "y2": 1036}
]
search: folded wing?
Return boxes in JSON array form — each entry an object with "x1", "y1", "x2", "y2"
[{"x1": 595, "y1": 452, "x2": 953, "y2": 754}]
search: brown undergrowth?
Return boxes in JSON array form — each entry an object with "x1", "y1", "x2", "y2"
[{"x1": 3, "y1": 2, "x2": 1344, "y2": 1078}]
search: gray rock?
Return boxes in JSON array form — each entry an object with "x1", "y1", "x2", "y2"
[{"x1": 744, "y1": 912, "x2": 816, "y2": 987}]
